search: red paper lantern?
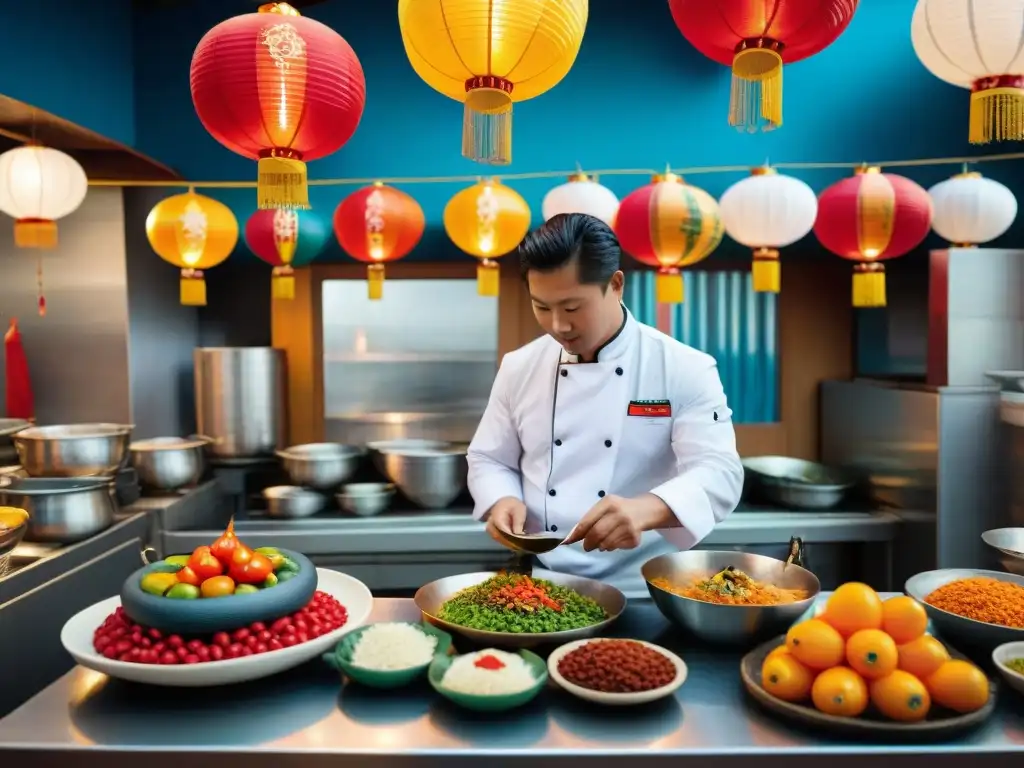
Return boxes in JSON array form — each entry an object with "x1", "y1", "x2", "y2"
[
  {"x1": 333, "y1": 183, "x2": 426, "y2": 300},
  {"x1": 668, "y1": 0, "x2": 858, "y2": 131},
  {"x1": 814, "y1": 167, "x2": 932, "y2": 308},
  {"x1": 190, "y1": 3, "x2": 366, "y2": 210}
]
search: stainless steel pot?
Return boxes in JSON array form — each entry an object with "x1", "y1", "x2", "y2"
[
  {"x1": 277, "y1": 443, "x2": 364, "y2": 490},
  {"x1": 0, "y1": 476, "x2": 116, "y2": 544},
  {"x1": 129, "y1": 436, "x2": 208, "y2": 491},
  {"x1": 13, "y1": 424, "x2": 133, "y2": 478},
  {"x1": 0, "y1": 418, "x2": 30, "y2": 464}
]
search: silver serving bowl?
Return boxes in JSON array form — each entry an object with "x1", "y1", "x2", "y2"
[
  {"x1": 336, "y1": 482, "x2": 394, "y2": 517},
  {"x1": 276, "y1": 443, "x2": 364, "y2": 491},
  {"x1": 262, "y1": 485, "x2": 326, "y2": 519},
  {"x1": 905, "y1": 568, "x2": 1024, "y2": 652},
  {"x1": 0, "y1": 476, "x2": 116, "y2": 544},
  {"x1": 13, "y1": 423, "x2": 133, "y2": 478},
  {"x1": 414, "y1": 569, "x2": 626, "y2": 649},
  {"x1": 366, "y1": 439, "x2": 450, "y2": 478},
  {"x1": 981, "y1": 528, "x2": 1024, "y2": 576},
  {"x1": 743, "y1": 456, "x2": 854, "y2": 510},
  {"x1": 129, "y1": 436, "x2": 208, "y2": 492},
  {"x1": 0, "y1": 506, "x2": 28, "y2": 558},
  {"x1": 642, "y1": 550, "x2": 821, "y2": 647},
  {"x1": 382, "y1": 447, "x2": 467, "y2": 509}
]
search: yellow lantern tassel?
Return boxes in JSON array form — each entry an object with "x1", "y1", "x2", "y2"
[
  {"x1": 257, "y1": 150, "x2": 310, "y2": 210},
  {"x1": 969, "y1": 76, "x2": 1024, "y2": 144},
  {"x1": 730, "y1": 43, "x2": 783, "y2": 132},
  {"x1": 367, "y1": 264, "x2": 385, "y2": 300},
  {"x1": 180, "y1": 269, "x2": 207, "y2": 306},
  {"x1": 752, "y1": 248, "x2": 781, "y2": 293},
  {"x1": 655, "y1": 268, "x2": 684, "y2": 304},
  {"x1": 271, "y1": 266, "x2": 295, "y2": 300},
  {"x1": 463, "y1": 77, "x2": 513, "y2": 165},
  {"x1": 477, "y1": 258, "x2": 500, "y2": 296},
  {"x1": 852, "y1": 262, "x2": 886, "y2": 308},
  {"x1": 14, "y1": 219, "x2": 58, "y2": 249}
]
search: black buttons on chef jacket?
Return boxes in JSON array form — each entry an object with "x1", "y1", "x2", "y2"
[
  {"x1": 598, "y1": 490, "x2": 606, "y2": 498},
  {"x1": 615, "y1": 367, "x2": 623, "y2": 376},
  {"x1": 560, "y1": 369, "x2": 568, "y2": 377},
  {"x1": 549, "y1": 524, "x2": 558, "y2": 532},
  {"x1": 549, "y1": 489, "x2": 557, "y2": 496},
  {"x1": 554, "y1": 439, "x2": 563, "y2": 446},
  {"x1": 604, "y1": 439, "x2": 612, "y2": 447}
]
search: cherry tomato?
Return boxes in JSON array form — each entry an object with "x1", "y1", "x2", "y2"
[
  {"x1": 229, "y1": 552, "x2": 274, "y2": 585},
  {"x1": 200, "y1": 575, "x2": 236, "y2": 598},
  {"x1": 188, "y1": 546, "x2": 225, "y2": 581},
  {"x1": 175, "y1": 565, "x2": 201, "y2": 586}
]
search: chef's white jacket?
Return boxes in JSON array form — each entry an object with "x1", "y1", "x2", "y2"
[{"x1": 467, "y1": 307, "x2": 744, "y2": 595}]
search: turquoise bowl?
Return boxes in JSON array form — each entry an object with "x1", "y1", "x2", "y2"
[
  {"x1": 323, "y1": 621, "x2": 452, "y2": 689},
  {"x1": 119, "y1": 548, "x2": 317, "y2": 634},
  {"x1": 429, "y1": 649, "x2": 548, "y2": 712}
]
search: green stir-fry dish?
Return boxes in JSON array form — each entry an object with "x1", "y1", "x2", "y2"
[{"x1": 437, "y1": 573, "x2": 608, "y2": 633}]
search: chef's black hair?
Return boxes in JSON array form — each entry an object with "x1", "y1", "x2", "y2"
[{"x1": 518, "y1": 213, "x2": 621, "y2": 288}]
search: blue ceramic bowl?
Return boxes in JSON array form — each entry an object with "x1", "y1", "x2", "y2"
[{"x1": 120, "y1": 548, "x2": 317, "y2": 634}]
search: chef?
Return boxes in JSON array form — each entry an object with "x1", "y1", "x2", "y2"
[{"x1": 466, "y1": 212, "x2": 744, "y2": 594}]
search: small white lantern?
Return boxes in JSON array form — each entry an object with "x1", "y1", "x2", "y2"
[
  {"x1": 928, "y1": 171, "x2": 1017, "y2": 246},
  {"x1": 719, "y1": 167, "x2": 818, "y2": 292},
  {"x1": 0, "y1": 145, "x2": 88, "y2": 248},
  {"x1": 542, "y1": 173, "x2": 619, "y2": 227},
  {"x1": 911, "y1": 0, "x2": 1024, "y2": 144}
]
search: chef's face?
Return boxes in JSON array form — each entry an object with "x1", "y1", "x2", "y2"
[{"x1": 527, "y1": 264, "x2": 625, "y2": 358}]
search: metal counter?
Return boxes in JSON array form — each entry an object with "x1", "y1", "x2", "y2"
[{"x1": 3, "y1": 597, "x2": 1019, "y2": 768}]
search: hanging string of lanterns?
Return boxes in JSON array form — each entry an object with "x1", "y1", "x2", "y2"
[{"x1": 244, "y1": 208, "x2": 329, "y2": 300}]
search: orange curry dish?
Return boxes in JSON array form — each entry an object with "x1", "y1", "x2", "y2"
[
  {"x1": 650, "y1": 566, "x2": 810, "y2": 606},
  {"x1": 924, "y1": 577, "x2": 1024, "y2": 629}
]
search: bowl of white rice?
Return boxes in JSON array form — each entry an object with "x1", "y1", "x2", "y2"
[
  {"x1": 429, "y1": 648, "x2": 547, "y2": 711},
  {"x1": 323, "y1": 621, "x2": 452, "y2": 688}
]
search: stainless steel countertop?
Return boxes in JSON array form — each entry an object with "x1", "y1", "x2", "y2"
[{"x1": 0, "y1": 596, "x2": 1020, "y2": 768}]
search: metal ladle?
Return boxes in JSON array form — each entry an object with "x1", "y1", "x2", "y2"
[{"x1": 492, "y1": 529, "x2": 566, "y2": 555}]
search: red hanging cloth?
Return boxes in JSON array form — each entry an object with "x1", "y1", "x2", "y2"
[{"x1": 5, "y1": 318, "x2": 34, "y2": 421}]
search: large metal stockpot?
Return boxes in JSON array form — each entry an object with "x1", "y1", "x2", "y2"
[
  {"x1": 13, "y1": 424, "x2": 133, "y2": 477},
  {"x1": 0, "y1": 476, "x2": 116, "y2": 543},
  {"x1": 194, "y1": 347, "x2": 287, "y2": 458}
]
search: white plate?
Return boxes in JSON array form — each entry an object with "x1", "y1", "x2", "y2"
[
  {"x1": 992, "y1": 641, "x2": 1024, "y2": 697},
  {"x1": 547, "y1": 638, "x2": 687, "y2": 706},
  {"x1": 60, "y1": 568, "x2": 373, "y2": 687}
]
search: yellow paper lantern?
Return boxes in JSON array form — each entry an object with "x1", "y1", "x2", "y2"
[
  {"x1": 444, "y1": 180, "x2": 531, "y2": 296},
  {"x1": 397, "y1": 0, "x2": 588, "y2": 165},
  {"x1": 146, "y1": 190, "x2": 239, "y2": 306}
]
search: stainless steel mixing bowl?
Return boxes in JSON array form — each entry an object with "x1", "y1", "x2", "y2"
[
  {"x1": 262, "y1": 486, "x2": 326, "y2": 519},
  {"x1": 982, "y1": 528, "x2": 1024, "y2": 576},
  {"x1": 129, "y1": 436, "x2": 208, "y2": 491},
  {"x1": 366, "y1": 439, "x2": 450, "y2": 477},
  {"x1": 276, "y1": 443, "x2": 364, "y2": 490},
  {"x1": 642, "y1": 550, "x2": 821, "y2": 646},
  {"x1": 381, "y1": 447, "x2": 467, "y2": 509},
  {"x1": 14, "y1": 423, "x2": 133, "y2": 477},
  {"x1": 415, "y1": 569, "x2": 626, "y2": 648}
]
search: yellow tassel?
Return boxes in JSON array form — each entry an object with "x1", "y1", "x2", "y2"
[
  {"x1": 257, "y1": 155, "x2": 310, "y2": 210},
  {"x1": 852, "y1": 263, "x2": 886, "y2": 308},
  {"x1": 752, "y1": 248, "x2": 781, "y2": 293},
  {"x1": 969, "y1": 86, "x2": 1024, "y2": 144},
  {"x1": 14, "y1": 219, "x2": 58, "y2": 249},
  {"x1": 730, "y1": 45, "x2": 783, "y2": 132},
  {"x1": 477, "y1": 259, "x2": 500, "y2": 296},
  {"x1": 367, "y1": 264, "x2": 385, "y2": 300},
  {"x1": 655, "y1": 269, "x2": 684, "y2": 304},
  {"x1": 463, "y1": 78, "x2": 513, "y2": 165},
  {"x1": 180, "y1": 271, "x2": 207, "y2": 306},
  {"x1": 271, "y1": 274, "x2": 295, "y2": 300}
]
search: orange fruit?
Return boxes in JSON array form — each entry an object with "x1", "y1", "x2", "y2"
[
  {"x1": 870, "y1": 670, "x2": 931, "y2": 722},
  {"x1": 925, "y1": 660, "x2": 990, "y2": 714},
  {"x1": 786, "y1": 619, "x2": 846, "y2": 670},
  {"x1": 880, "y1": 596, "x2": 928, "y2": 645},
  {"x1": 762, "y1": 652, "x2": 815, "y2": 703},
  {"x1": 811, "y1": 667, "x2": 869, "y2": 717},
  {"x1": 821, "y1": 582, "x2": 883, "y2": 637},
  {"x1": 845, "y1": 628, "x2": 898, "y2": 680},
  {"x1": 766, "y1": 645, "x2": 791, "y2": 662},
  {"x1": 897, "y1": 635, "x2": 950, "y2": 680}
]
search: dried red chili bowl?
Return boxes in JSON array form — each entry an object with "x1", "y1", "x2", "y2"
[{"x1": 548, "y1": 638, "x2": 688, "y2": 705}]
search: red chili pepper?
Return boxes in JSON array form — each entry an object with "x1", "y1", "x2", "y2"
[{"x1": 474, "y1": 653, "x2": 506, "y2": 671}]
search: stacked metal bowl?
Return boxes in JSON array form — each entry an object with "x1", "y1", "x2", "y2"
[{"x1": 367, "y1": 439, "x2": 468, "y2": 510}]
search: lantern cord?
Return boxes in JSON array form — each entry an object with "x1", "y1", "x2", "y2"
[{"x1": 84, "y1": 150, "x2": 1024, "y2": 189}]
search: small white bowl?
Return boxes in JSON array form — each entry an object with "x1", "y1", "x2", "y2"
[
  {"x1": 547, "y1": 638, "x2": 687, "y2": 706},
  {"x1": 992, "y1": 641, "x2": 1024, "y2": 697}
]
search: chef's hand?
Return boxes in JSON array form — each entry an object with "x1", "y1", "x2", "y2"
[
  {"x1": 562, "y1": 494, "x2": 646, "y2": 552},
  {"x1": 485, "y1": 496, "x2": 528, "y2": 544}
]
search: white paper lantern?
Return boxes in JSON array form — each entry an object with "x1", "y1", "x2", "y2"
[
  {"x1": 719, "y1": 167, "x2": 818, "y2": 293},
  {"x1": 542, "y1": 173, "x2": 619, "y2": 226},
  {"x1": 928, "y1": 172, "x2": 1017, "y2": 246},
  {"x1": 0, "y1": 145, "x2": 88, "y2": 248},
  {"x1": 911, "y1": 0, "x2": 1024, "y2": 144}
]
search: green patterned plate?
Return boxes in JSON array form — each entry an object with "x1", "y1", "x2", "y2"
[
  {"x1": 323, "y1": 621, "x2": 452, "y2": 689},
  {"x1": 429, "y1": 648, "x2": 548, "y2": 712}
]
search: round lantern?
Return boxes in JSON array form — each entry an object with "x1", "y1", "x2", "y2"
[
  {"x1": 190, "y1": 3, "x2": 366, "y2": 209},
  {"x1": 911, "y1": 0, "x2": 1024, "y2": 144},
  {"x1": 146, "y1": 190, "x2": 239, "y2": 306},
  {"x1": 542, "y1": 173, "x2": 619, "y2": 226},
  {"x1": 398, "y1": 0, "x2": 588, "y2": 165},
  {"x1": 443, "y1": 180, "x2": 531, "y2": 296},
  {"x1": 719, "y1": 167, "x2": 818, "y2": 293},
  {"x1": 615, "y1": 173, "x2": 723, "y2": 304},
  {"x1": 244, "y1": 208, "x2": 329, "y2": 300},
  {"x1": 814, "y1": 168, "x2": 933, "y2": 308},
  {"x1": 668, "y1": 0, "x2": 858, "y2": 131},
  {"x1": 928, "y1": 171, "x2": 1017, "y2": 246},
  {"x1": 334, "y1": 183, "x2": 426, "y2": 300}
]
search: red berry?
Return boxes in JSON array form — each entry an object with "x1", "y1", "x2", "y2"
[
  {"x1": 160, "y1": 651, "x2": 178, "y2": 664},
  {"x1": 167, "y1": 635, "x2": 183, "y2": 649},
  {"x1": 210, "y1": 645, "x2": 224, "y2": 661},
  {"x1": 212, "y1": 632, "x2": 230, "y2": 648}
]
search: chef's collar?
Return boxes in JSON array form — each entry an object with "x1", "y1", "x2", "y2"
[{"x1": 560, "y1": 304, "x2": 635, "y2": 364}]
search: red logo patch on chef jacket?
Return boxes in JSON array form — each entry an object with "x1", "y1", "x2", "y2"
[{"x1": 627, "y1": 400, "x2": 672, "y2": 418}]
